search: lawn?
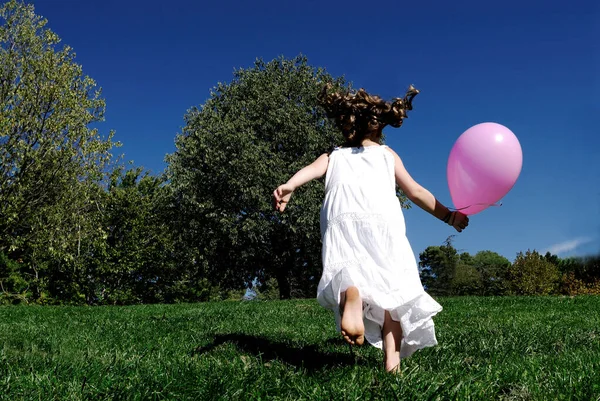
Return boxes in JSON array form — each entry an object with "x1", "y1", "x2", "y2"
[{"x1": 1, "y1": 296, "x2": 599, "y2": 400}]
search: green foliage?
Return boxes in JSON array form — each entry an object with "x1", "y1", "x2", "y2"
[
  {"x1": 420, "y1": 238, "x2": 513, "y2": 296},
  {"x1": 0, "y1": 0, "x2": 118, "y2": 303},
  {"x1": 0, "y1": 2, "x2": 598, "y2": 305},
  {"x1": 560, "y1": 272, "x2": 600, "y2": 295},
  {"x1": 418, "y1": 236, "x2": 459, "y2": 295},
  {"x1": 543, "y1": 251, "x2": 560, "y2": 266},
  {"x1": 507, "y1": 250, "x2": 561, "y2": 295},
  {"x1": 452, "y1": 259, "x2": 482, "y2": 295},
  {"x1": 256, "y1": 277, "x2": 280, "y2": 300},
  {"x1": 559, "y1": 254, "x2": 600, "y2": 283},
  {"x1": 1, "y1": 297, "x2": 599, "y2": 399},
  {"x1": 166, "y1": 55, "x2": 353, "y2": 299},
  {"x1": 558, "y1": 254, "x2": 600, "y2": 295},
  {"x1": 471, "y1": 250, "x2": 511, "y2": 295},
  {"x1": 94, "y1": 166, "x2": 178, "y2": 304},
  {"x1": 0, "y1": 252, "x2": 28, "y2": 303}
]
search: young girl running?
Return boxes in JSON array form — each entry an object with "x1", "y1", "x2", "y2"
[{"x1": 273, "y1": 84, "x2": 469, "y2": 373}]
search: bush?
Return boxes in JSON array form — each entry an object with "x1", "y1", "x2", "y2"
[
  {"x1": 0, "y1": 253, "x2": 30, "y2": 304},
  {"x1": 507, "y1": 250, "x2": 560, "y2": 295},
  {"x1": 257, "y1": 278, "x2": 280, "y2": 300},
  {"x1": 559, "y1": 272, "x2": 600, "y2": 295}
]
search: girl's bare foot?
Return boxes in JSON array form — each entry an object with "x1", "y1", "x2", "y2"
[
  {"x1": 385, "y1": 355, "x2": 401, "y2": 374},
  {"x1": 340, "y1": 286, "x2": 364, "y2": 346}
]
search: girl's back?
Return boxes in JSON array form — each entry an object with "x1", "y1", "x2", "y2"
[
  {"x1": 325, "y1": 146, "x2": 395, "y2": 194},
  {"x1": 321, "y1": 145, "x2": 403, "y2": 237}
]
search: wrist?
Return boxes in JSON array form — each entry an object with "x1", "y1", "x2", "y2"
[
  {"x1": 434, "y1": 199, "x2": 451, "y2": 221},
  {"x1": 442, "y1": 210, "x2": 455, "y2": 225},
  {"x1": 283, "y1": 180, "x2": 296, "y2": 191}
]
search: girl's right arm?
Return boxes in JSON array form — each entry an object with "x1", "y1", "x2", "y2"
[{"x1": 385, "y1": 147, "x2": 469, "y2": 232}]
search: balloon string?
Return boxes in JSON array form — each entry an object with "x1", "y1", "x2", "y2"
[{"x1": 450, "y1": 202, "x2": 502, "y2": 212}]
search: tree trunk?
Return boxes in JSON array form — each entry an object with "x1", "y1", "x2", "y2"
[{"x1": 276, "y1": 268, "x2": 291, "y2": 300}]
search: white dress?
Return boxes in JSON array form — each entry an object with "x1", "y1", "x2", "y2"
[{"x1": 316, "y1": 145, "x2": 443, "y2": 358}]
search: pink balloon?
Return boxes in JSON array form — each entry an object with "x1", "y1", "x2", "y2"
[{"x1": 447, "y1": 123, "x2": 523, "y2": 215}]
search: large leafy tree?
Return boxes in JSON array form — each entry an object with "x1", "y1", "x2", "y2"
[
  {"x1": 0, "y1": 0, "x2": 117, "y2": 302},
  {"x1": 471, "y1": 250, "x2": 511, "y2": 295},
  {"x1": 167, "y1": 55, "x2": 355, "y2": 299}
]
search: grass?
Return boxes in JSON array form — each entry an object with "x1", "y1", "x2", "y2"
[{"x1": 1, "y1": 296, "x2": 599, "y2": 400}]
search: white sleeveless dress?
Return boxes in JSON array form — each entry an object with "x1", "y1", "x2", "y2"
[{"x1": 316, "y1": 145, "x2": 443, "y2": 358}]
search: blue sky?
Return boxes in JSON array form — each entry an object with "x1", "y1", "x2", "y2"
[{"x1": 30, "y1": 0, "x2": 598, "y2": 262}]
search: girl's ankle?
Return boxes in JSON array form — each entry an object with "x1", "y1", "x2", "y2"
[{"x1": 384, "y1": 351, "x2": 400, "y2": 370}]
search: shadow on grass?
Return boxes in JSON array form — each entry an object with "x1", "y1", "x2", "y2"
[{"x1": 191, "y1": 334, "x2": 369, "y2": 371}]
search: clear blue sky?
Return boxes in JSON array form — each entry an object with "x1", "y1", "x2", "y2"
[{"x1": 30, "y1": 0, "x2": 598, "y2": 262}]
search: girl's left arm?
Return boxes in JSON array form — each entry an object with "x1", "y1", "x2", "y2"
[
  {"x1": 285, "y1": 153, "x2": 329, "y2": 190},
  {"x1": 273, "y1": 153, "x2": 329, "y2": 212}
]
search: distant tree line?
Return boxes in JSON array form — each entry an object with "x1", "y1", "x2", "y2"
[
  {"x1": 0, "y1": 1, "x2": 598, "y2": 305},
  {"x1": 418, "y1": 236, "x2": 600, "y2": 297}
]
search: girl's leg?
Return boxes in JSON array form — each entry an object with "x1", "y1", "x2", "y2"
[
  {"x1": 382, "y1": 310, "x2": 402, "y2": 373},
  {"x1": 340, "y1": 286, "x2": 364, "y2": 345}
]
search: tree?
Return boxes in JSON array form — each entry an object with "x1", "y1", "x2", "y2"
[
  {"x1": 558, "y1": 254, "x2": 600, "y2": 295},
  {"x1": 471, "y1": 250, "x2": 511, "y2": 295},
  {"x1": 0, "y1": 1, "x2": 118, "y2": 303},
  {"x1": 452, "y1": 254, "x2": 482, "y2": 295},
  {"x1": 0, "y1": 251, "x2": 27, "y2": 303},
  {"x1": 166, "y1": 55, "x2": 345, "y2": 299},
  {"x1": 419, "y1": 238, "x2": 510, "y2": 296},
  {"x1": 167, "y1": 55, "x2": 410, "y2": 299},
  {"x1": 543, "y1": 251, "x2": 560, "y2": 266},
  {"x1": 561, "y1": 254, "x2": 600, "y2": 283},
  {"x1": 93, "y1": 167, "x2": 181, "y2": 304},
  {"x1": 419, "y1": 236, "x2": 460, "y2": 295},
  {"x1": 507, "y1": 250, "x2": 560, "y2": 295}
]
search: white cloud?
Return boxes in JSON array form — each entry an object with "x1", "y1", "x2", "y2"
[{"x1": 543, "y1": 237, "x2": 593, "y2": 255}]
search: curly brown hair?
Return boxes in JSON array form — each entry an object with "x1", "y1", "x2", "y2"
[{"x1": 318, "y1": 84, "x2": 419, "y2": 147}]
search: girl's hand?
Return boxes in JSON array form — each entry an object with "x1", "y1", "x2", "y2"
[
  {"x1": 273, "y1": 184, "x2": 294, "y2": 212},
  {"x1": 447, "y1": 211, "x2": 469, "y2": 232}
]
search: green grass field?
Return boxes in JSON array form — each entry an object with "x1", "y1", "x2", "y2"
[{"x1": 1, "y1": 296, "x2": 599, "y2": 400}]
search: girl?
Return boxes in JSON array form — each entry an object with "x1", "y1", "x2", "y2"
[{"x1": 272, "y1": 84, "x2": 469, "y2": 373}]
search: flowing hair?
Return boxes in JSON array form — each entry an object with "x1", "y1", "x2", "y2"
[{"x1": 318, "y1": 84, "x2": 419, "y2": 147}]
